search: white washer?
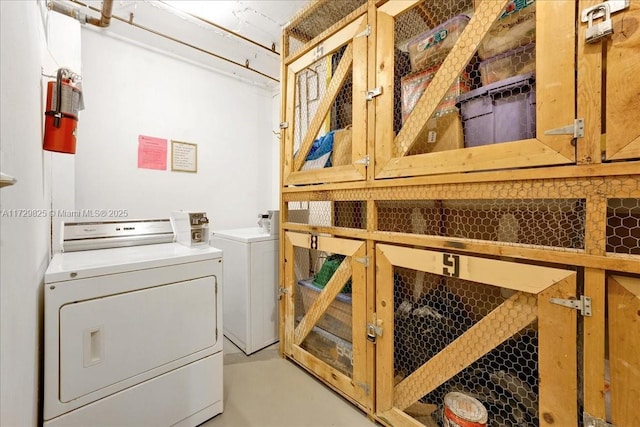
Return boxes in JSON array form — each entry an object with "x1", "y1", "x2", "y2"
[
  {"x1": 43, "y1": 220, "x2": 224, "y2": 427},
  {"x1": 211, "y1": 227, "x2": 279, "y2": 355}
]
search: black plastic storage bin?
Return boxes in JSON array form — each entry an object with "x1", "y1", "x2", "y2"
[{"x1": 456, "y1": 73, "x2": 536, "y2": 147}]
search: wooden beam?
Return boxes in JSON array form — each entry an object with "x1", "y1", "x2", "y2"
[
  {"x1": 283, "y1": 231, "x2": 297, "y2": 356},
  {"x1": 394, "y1": 291, "x2": 537, "y2": 410},
  {"x1": 577, "y1": 0, "x2": 603, "y2": 165},
  {"x1": 377, "y1": 408, "x2": 425, "y2": 427},
  {"x1": 378, "y1": 244, "x2": 574, "y2": 294},
  {"x1": 538, "y1": 275, "x2": 578, "y2": 427},
  {"x1": 605, "y1": 1, "x2": 640, "y2": 160},
  {"x1": 582, "y1": 268, "x2": 607, "y2": 420},
  {"x1": 608, "y1": 275, "x2": 640, "y2": 427},
  {"x1": 375, "y1": 245, "x2": 396, "y2": 414},
  {"x1": 374, "y1": 10, "x2": 395, "y2": 177},
  {"x1": 378, "y1": 139, "x2": 573, "y2": 179}
]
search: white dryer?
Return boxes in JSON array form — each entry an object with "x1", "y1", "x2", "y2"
[
  {"x1": 43, "y1": 219, "x2": 224, "y2": 427},
  {"x1": 211, "y1": 227, "x2": 279, "y2": 355}
]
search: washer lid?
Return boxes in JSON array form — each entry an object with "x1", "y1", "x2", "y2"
[
  {"x1": 211, "y1": 227, "x2": 277, "y2": 243},
  {"x1": 45, "y1": 243, "x2": 222, "y2": 283}
]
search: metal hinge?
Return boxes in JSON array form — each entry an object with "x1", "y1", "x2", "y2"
[
  {"x1": 366, "y1": 87, "x2": 383, "y2": 100},
  {"x1": 354, "y1": 155, "x2": 369, "y2": 167},
  {"x1": 215, "y1": 281, "x2": 218, "y2": 295},
  {"x1": 581, "y1": 0, "x2": 629, "y2": 22},
  {"x1": 355, "y1": 25, "x2": 371, "y2": 38},
  {"x1": 354, "y1": 256, "x2": 369, "y2": 267},
  {"x1": 544, "y1": 118, "x2": 585, "y2": 138},
  {"x1": 355, "y1": 381, "x2": 370, "y2": 395},
  {"x1": 366, "y1": 313, "x2": 383, "y2": 343},
  {"x1": 279, "y1": 122, "x2": 289, "y2": 129},
  {"x1": 550, "y1": 295, "x2": 592, "y2": 316},
  {"x1": 216, "y1": 328, "x2": 218, "y2": 341},
  {"x1": 310, "y1": 234, "x2": 318, "y2": 250},
  {"x1": 584, "y1": 412, "x2": 615, "y2": 427}
]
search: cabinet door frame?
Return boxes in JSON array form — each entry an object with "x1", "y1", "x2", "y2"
[
  {"x1": 375, "y1": 244, "x2": 578, "y2": 427},
  {"x1": 374, "y1": 0, "x2": 577, "y2": 179},
  {"x1": 283, "y1": 231, "x2": 370, "y2": 407},
  {"x1": 282, "y1": 16, "x2": 368, "y2": 186}
]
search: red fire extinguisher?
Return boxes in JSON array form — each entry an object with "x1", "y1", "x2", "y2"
[{"x1": 43, "y1": 68, "x2": 82, "y2": 154}]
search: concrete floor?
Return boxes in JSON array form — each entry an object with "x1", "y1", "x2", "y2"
[{"x1": 200, "y1": 338, "x2": 378, "y2": 427}]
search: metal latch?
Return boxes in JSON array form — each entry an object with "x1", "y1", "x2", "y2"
[
  {"x1": 278, "y1": 287, "x2": 289, "y2": 300},
  {"x1": 354, "y1": 256, "x2": 369, "y2": 267},
  {"x1": 354, "y1": 155, "x2": 369, "y2": 167},
  {"x1": 550, "y1": 295, "x2": 592, "y2": 316},
  {"x1": 544, "y1": 118, "x2": 585, "y2": 138},
  {"x1": 366, "y1": 87, "x2": 383, "y2": 100},
  {"x1": 279, "y1": 122, "x2": 289, "y2": 129},
  {"x1": 366, "y1": 314, "x2": 383, "y2": 343},
  {"x1": 581, "y1": 0, "x2": 629, "y2": 22},
  {"x1": 584, "y1": 412, "x2": 615, "y2": 427},
  {"x1": 355, "y1": 25, "x2": 371, "y2": 38},
  {"x1": 585, "y1": 3, "x2": 613, "y2": 44}
]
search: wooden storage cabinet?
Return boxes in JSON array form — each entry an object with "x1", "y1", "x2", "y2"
[{"x1": 279, "y1": 1, "x2": 640, "y2": 426}]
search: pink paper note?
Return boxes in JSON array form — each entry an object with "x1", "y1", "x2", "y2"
[{"x1": 138, "y1": 135, "x2": 167, "y2": 170}]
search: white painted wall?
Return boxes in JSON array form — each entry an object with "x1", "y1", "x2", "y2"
[
  {"x1": 1, "y1": 3, "x2": 282, "y2": 424},
  {"x1": 74, "y1": 28, "x2": 278, "y2": 231},
  {"x1": 1, "y1": 2, "x2": 51, "y2": 425}
]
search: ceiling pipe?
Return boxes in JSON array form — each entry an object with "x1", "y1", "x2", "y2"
[
  {"x1": 158, "y1": 1, "x2": 279, "y2": 56},
  {"x1": 48, "y1": 0, "x2": 113, "y2": 27},
  {"x1": 64, "y1": 0, "x2": 279, "y2": 83}
]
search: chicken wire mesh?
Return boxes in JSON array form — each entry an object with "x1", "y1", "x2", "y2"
[
  {"x1": 286, "y1": 201, "x2": 366, "y2": 229},
  {"x1": 607, "y1": 198, "x2": 640, "y2": 255},
  {"x1": 284, "y1": 0, "x2": 366, "y2": 59},
  {"x1": 378, "y1": 198, "x2": 585, "y2": 249},
  {"x1": 392, "y1": 266, "x2": 540, "y2": 426},
  {"x1": 293, "y1": 245, "x2": 354, "y2": 376},
  {"x1": 294, "y1": 45, "x2": 354, "y2": 171},
  {"x1": 393, "y1": 0, "x2": 536, "y2": 156}
]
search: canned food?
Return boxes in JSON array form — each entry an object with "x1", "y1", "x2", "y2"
[{"x1": 443, "y1": 392, "x2": 488, "y2": 427}]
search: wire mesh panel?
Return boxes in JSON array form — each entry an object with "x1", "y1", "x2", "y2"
[
  {"x1": 393, "y1": 0, "x2": 475, "y2": 156},
  {"x1": 283, "y1": 0, "x2": 367, "y2": 60},
  {"x1": 606, "y1": 198, "x2": 640, "y2": 255},
  {"x1": 293, "y1": 246, "x2": 354, "y2": 376},
  {"x1": 375, "y1": 0, "x2": 576, "y2": 178},
  {"x1": 393, "y1": 267, "x2": 539, "y2": 426},
  {"x1": 375, "y1": 244, "x2": 578, "y2": 427},
  {"x1": 286, "y1": 201, "x2": 366, "y2": 230},
  {"x1": 378, "y1": 198, "x2": 585, "y2": 250}
]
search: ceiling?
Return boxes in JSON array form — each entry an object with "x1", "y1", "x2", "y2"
[{"x1": 59, "y1": 0, "x2": 311, "y2": 88}]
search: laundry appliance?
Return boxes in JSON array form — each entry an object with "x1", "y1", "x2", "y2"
[
  {"x1": 210, "y1": 227, "x2": 279, "y2": 354},
  {"x1": 43, "y1": 219, "x2": 223, "y2": 426}
]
